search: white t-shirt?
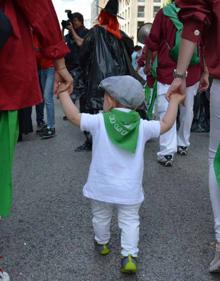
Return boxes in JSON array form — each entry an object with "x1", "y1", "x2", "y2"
[{"x1": 80, "y1": 109, "x2": 160, "y2": 205}]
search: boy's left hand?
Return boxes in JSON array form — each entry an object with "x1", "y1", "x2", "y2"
[{"x1": 169, "y1": 93, "x2": 186, "y2": 105}]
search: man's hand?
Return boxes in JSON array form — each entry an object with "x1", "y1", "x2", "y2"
[
  {"x1": 66, "y1": 22, "x2": 74, "y2": 32},
  {"x1": 166, "y1": 78, "x2": 186, "y2": 101},
  {"x1": 199, "y1": 71, "x2": 209, "y2": 93}
]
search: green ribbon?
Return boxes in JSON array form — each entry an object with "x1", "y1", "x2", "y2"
[
  {"x1": 103, "y1": 109, "x2": 140, "y2": 153},
  {"x1": 0, "y1": 111, "x2": 19, "y2": 217},
  {"x1": 214, "y1": 143, "x2": 220, "y2": 188}
]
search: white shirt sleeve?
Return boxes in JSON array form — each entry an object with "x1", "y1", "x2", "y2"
[
  {"x1": 80, "y1": 113, "x2": 100, "y2": 135},
  {"x1": 142, "y1": 120, "x2": 160, "y2": 142}
]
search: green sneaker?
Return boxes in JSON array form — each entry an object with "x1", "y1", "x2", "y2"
[
  {"x1": 94, "y1": 241, "x2": 111, "y2": 256},
  {"x1": 120, "y1": 255, "x2": 137, "y2": 274}
]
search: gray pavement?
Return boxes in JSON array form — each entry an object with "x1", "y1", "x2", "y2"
[{"x1": 0, "y1": 101, "x2": 219, "y2": 281}]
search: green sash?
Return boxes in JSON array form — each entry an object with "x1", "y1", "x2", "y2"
[
  {"x1": 214, "y1": 144, "x2": 220, "y2": 188},
  {"x1": 103, "y1": 109, "x2": 140, "y2": 153},
  {"x1": 0, "y1": 111, "x2": 18, "y2": 217},
  {"x1": 163, "y1": 3, "x2": 200, "y2": 65}
]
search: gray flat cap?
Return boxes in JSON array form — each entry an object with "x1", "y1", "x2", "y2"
[{"x1": 99, "y1": 75, "x2": 145, "y2": 109}]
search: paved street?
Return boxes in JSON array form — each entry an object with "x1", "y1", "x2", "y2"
[{"x1": 0, "y1": 101, "x2": 218, "y2": 281}]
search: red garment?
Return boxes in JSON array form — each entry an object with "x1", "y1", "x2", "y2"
[
  {"x1": 32, "y1": 34, "x2": 54, "y2": 70},
  {"x1": 176, "y1": 0, "x2": 220, "y2": 79},
  {"x1": 0, "y1": 0, "x2": 69, "y2": 111},
  {"x1": 147, "y1": 9, "x2": 202, "y2": 86}
]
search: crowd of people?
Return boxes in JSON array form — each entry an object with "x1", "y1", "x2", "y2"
[{"x1": 0, "y1": 0, "x2": 219, "y2": 279}]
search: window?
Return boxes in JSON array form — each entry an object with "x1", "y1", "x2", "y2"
[
  {"x1": 153, "y1": 6, "x2": 160, "y2": 17},
  {"x1": 137, "y1": 6, "x2": 145, "y2": 17}
]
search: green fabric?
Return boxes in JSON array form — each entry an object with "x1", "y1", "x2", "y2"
[
  {"x1": 0, "y1": 111, "x2": 19, "y2": 217},
  {"x1": 163, "y1": 3, "x2": 200, "y2": 65},
  {"x1": 145, "y1": 81, "x2": 157, "y2": 120},
  {"x1": 103, "y1": 109, "x2": 140, "y2": 153},
  {"x1": 214, "y1": 143, "x2": 220, "y2": 188},
  {"x1": 145, "y1": 56, "x2": 158, "y2": 120}
]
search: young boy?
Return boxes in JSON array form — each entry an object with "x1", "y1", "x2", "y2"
[{"x1": 58, "y1": 75, "x2": 184, "y2": 274}]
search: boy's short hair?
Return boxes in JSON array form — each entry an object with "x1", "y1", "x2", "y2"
[{"x1": 99, "y1": 75, "x2": 145, "y2": 109}]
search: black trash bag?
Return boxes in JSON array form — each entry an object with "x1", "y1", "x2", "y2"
[
  {"x1": 80, "y1": 26, "x2": 145, "y2": 112},
  {"x1": 191, "y1": 90, "x2": 210, "y2": 133}
]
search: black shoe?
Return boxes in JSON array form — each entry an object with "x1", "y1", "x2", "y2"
[
  {"x1": 158, "y1": 155, "x2": 173, "y2": 167},
  {"x1": 177, "y1": 146, "x2": 188, "y2": 156},
  {"x1": 36, "y1": 123, "x2": 47, "y2": 134},
  {"x1": 40, "y1": 128, "x2": 56, "y2": 139},
  {"x1": 74, "y1": 141, "x2": 92, "y2": 152}
]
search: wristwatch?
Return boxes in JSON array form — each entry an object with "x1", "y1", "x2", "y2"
[{"x1": 173, "y1": 69, "x2": 188, "y2": 79}]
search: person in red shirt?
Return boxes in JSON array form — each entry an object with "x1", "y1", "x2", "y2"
[
  {"x1": 146, "y1": 0, "x2": 207, "y2": 167},
  {"x1": 0, "y1": 3, "x2": 73, "y2": 213},
  {"x1": 0, "y1": 0, "x2": 73, "y2": 279},
  {"x1": 167, "y1": 0, "x2": 220, "y2": 273}
]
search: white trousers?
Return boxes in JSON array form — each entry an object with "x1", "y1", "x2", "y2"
[
  {"x1": 157, "y1": 82, "x2": 199, "y2": 157},
  {"x1": 208, "y1": 79, "x2": 220, "y2": 242},
  {"x1": 91, "y1": 200, "x2": 141, "y2": 257}
]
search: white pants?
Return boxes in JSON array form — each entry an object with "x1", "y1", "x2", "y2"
[
  {"x1": 91, "y1": 200, "x2": 141, "y2": 257},
  {"x1": 157, "y1": 82, "x2": 199, "y2": 157},
  {"x1": 208, "y1": 79, "x2": 220, "y2": 242}
]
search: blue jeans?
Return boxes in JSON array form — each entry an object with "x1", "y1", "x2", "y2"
[{"x1": 39, "y1": 67, "x2": 55, "y2": 128}]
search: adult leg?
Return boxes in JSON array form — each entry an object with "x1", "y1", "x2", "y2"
[
  {"x1": 0, "y1": 111, "x2": 19, "y2": 217},
  {"x1": 36, "y1": 70, "x2": 45, "y2": 127},
  {"x1": 42, "y1": 68, "x2": 55, "y2": 129},
  {"x1": 40, "y1": 68, "x2": 55, "y2": 138},
  {"x1": 208, "y1": 79, "x2": 220, "y2": 272},
  {"x1": 177, "y1": 83, "x2": 199, "y2": 153},
  {"x1": 157, "y1": 93, "x2": 177, "y2": 165}
]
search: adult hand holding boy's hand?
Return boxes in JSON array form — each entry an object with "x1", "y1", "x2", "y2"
[
  {"x1": 169, "y1": 92, "x2": 186, "y2": 105},
  {"x1": 166, "y1": 77, "x2": 186, "y2": 101}
]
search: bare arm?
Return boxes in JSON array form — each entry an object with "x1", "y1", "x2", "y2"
[
  {"x1": 160, "y1": 94, "x2": 185, "y2": 134},
  {"x1": 58, "y1": 92, "x2": 81, "y2": 127},
  {"x1": 67, "y1": 23, "x2": 84, "y2": 47},
  {"x1": 166, "y1": 38, "x2": 196, "y2": 98},
  {"x1": 54, "y1": 58, "x2": 73, "y2": 95},
  {"x1": 176, "y1": 38, "x2": 196, "y2": 74}
]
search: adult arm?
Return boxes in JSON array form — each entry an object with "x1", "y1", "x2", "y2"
[
  {"x1": 167, "y1": 0, "x2": 211, "y2": 98},
  {"x1": 144, "y1": 9, "x2": 162, "y2": 74},
  {"x1": 66, "y1": 22, "x2": 84, "y2": 47},
  {"x1": 14, "y1": 0, "x2": 73, "y2": 94},
  {"x1": 160, "y1": 94, "x2": 185, "y2": 134}
]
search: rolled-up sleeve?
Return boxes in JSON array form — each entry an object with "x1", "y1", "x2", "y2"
[
  {"x1": 176, "y1": 0, "x2": 211, "y2": 43},
  {"x1": 147, "y1": 9, "x2": 163, "y2": 52},
  {"x1": 15, "y1": 0, "x2": 69, "y2": 59}
]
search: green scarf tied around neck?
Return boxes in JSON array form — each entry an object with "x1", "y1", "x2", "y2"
[
  {"x1": 103, "y1": 109, "x2": 141, "y2": 153},
  {"x1": 214, "y1": 143, "x2": 220, "y2": 188}
]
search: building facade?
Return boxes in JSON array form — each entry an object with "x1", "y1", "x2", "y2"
[{"x1": 91, "y1": 0, "x2": 166, "y2": 43}]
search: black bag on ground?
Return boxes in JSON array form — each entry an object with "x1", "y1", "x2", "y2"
[
  {"x1": 191, "y1": 91, "x2": 210, "y2": 133},
  {"x1": 0, "y1": 10, "x2": 12, "y2": 49}
]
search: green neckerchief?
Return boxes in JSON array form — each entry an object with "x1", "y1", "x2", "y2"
[
  {"x1": 103, "y1": 109, "x2": 140, "y2": 153},
  {"x1": 214, "y1": 143, "x2": 220, "y2": 188}
]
